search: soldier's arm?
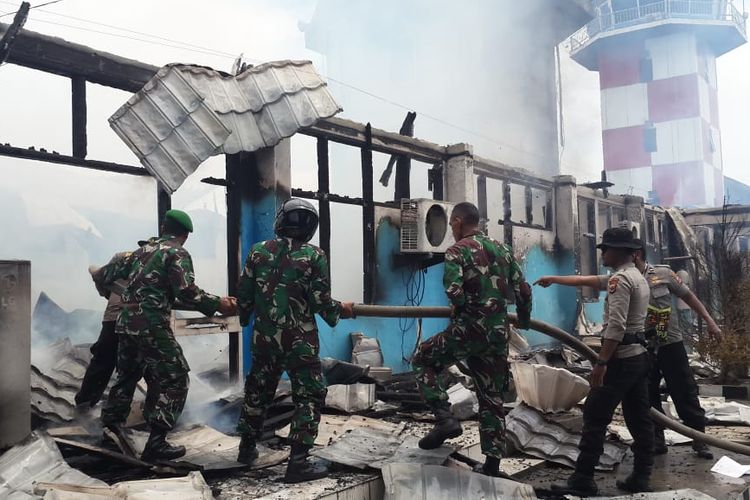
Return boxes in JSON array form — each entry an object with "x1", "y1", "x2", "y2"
[
  {"x1": 506, "y1": 251, "x2": 532, "y2": 329},
  {"x1": 237, "y1": 248, "x2": 257, "y2": 327},
  {"x1": 167, "y1": 250, "x2": 221, "y2": 317},
  {"x1": 443, "y1": 246, "x2": 465, "y2": 309},
  {"x1": 310, "y1": 250, "x2": 342, "y2": 327}
]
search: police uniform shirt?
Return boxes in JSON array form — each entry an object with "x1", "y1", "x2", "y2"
[
  {"x1": 644, "y1": 264, "x2": 691, "y2": 345},
  {"x1": 597, "y1": 262, "x2": 650, "y2": 358}
]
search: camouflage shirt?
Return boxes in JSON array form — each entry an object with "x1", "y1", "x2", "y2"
[
  {"x1": 94, "y1": 235, "x2": 221, "y2": 335},
  {"x1": 444, "y1": 233, "x2": 532, "y2": 331},
  {"x1": 237, "y1": 237, "x2": 341, "y2": 334}
]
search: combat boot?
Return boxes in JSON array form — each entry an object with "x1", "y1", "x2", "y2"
[
  {"x1": 283, "y1": 443, "x2": 329, "y2": 484},
  {"x1": 237, "y1": 434, "x2": 259, "y2": 465},
  {"x1": 654, "y1": 430, "x2": 668, "y2": 455},
  {"x1": 418, "y1": 403, "x2": 462, "y2": 450},
  {"x1": 471, "y1": 456, "x2": 514, "y2": 480},
  {"x1": 693, "y1": 441, "x2": 714, "y2": 459},
  {"x1": 141, "y1": 428, "x2": 186, "y2": 461},
  {"x1": 616, "y1": 472, "x2": 652, "y2": 493},
  {"x1": 550, "y1": 473, "x2": 598, "y2": 497}
]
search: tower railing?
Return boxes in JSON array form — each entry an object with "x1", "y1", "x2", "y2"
[{"x1": 569, "y1": 0, "x2": 747, "y2": 53}]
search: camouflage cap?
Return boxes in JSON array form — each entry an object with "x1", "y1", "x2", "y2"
[{"x1": 164, "y1": 209, "x2": 193, "y2": 233}]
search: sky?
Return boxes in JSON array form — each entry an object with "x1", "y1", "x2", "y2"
[{"x1": 0, "y1": 0, "x2": 749, "y2": 316}]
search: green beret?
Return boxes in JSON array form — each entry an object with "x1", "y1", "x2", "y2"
[{"x1": 165, "y1": 209, "x2": 193, "y2": 233}]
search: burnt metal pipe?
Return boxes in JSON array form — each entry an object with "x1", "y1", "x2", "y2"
[{"x1": 352, "y1": 304, "x2": 750, "y2": 456}]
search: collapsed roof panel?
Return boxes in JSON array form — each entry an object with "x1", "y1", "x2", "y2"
[
  {"x1": 381, "y1": 463, "x2": 537, "y2": 500},
  {"x1": 0, "y1": 432, "x2": 106, "y2": 498},
  {"x1": 109, "y1": 61, "x2": 342, "y2": 193},
  {"x1": 506, "y1": 403, "x2": 627, "y2": 471}
]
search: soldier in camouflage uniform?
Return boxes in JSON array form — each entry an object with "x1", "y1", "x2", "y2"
[
  {"x1": 235, "y1": 198, "x2": 354, "y2": 483},
  {"x1": 94, "y1": 210, "x2": 236, "y2": 461},
  {"x1": 413, "y1": 202, "x2": 532, "y2": 478}
]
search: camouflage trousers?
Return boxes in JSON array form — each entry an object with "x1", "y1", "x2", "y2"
[
  {"x1": 237, "y1": 326, "x2": 326, "y2": 446},
  {"x1": 413, "y1": 321, "x2": 508, "y2": 459},
  {"x1": 101, "y1": 326, "x2": 190, "y2": 431}
]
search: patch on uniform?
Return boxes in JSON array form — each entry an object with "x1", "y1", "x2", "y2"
[
  {"x1": 671, "y1": 271, "x2": 683, "y2": 284},
  {"x1": 608, "y1": 276, "x2": 619, "y2": 294}
]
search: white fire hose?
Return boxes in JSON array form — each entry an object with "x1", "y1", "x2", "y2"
[{"x1": 352, "y1": 304, "x2": 750, "y2": 456}]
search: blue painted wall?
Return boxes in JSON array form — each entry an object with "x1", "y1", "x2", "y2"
[{"x1": 318, "y1": 218, "x2": 449, "y2": 373}]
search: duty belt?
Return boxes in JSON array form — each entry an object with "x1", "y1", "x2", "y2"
[{"x1": 620, "y1": 332, "x2": 646, "y2": 346}]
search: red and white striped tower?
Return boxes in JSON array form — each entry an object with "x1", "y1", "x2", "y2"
[{"x1": 569, "y1": 1, "x2": 746, "y2": 207}]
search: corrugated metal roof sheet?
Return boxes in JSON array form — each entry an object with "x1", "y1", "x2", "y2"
[
  {"x1": 109, "y1": 61, "x2": 342, "y2": 193},
  {"x1": 0, "y1": 432, "x2": 106, "y2": 499},
  {"x1": 381, "y1": 464, "x2": 537, "y2": 500},
  {"x1": 506, "y1": 403, "x2": 627, "y2": 471}
]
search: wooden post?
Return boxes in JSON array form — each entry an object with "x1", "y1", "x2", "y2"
[
  {"x1": 225, "y1": 154, "x2": 242, "y2": 383},
  {"x1": 71, "y1": 77, "x2": 87, "y2": 159},
  {"x1": 394, "y1": 112, "x2": 417, "y2": 200},
  {"x1": 317, "y1": 138, "x2": 331, "y2": 261},
  {"x1": 156, "y1": 186, "x2": 171, "y2": 234},
  {"x1": 361, "y1": 124, "x2": 375, "y2": 304}
]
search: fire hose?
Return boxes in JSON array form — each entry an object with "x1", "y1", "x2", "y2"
[{"x1": 352, "y1": 304, "x2": 750, "y2": 456}]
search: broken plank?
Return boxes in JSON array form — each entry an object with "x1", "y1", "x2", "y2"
[{"x1": 53, "y1": 437, "x2": 187, "y2": 475}]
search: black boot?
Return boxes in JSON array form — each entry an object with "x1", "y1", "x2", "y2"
[
  {"x1": 616, "y1": 472, "x2": 652, "y2": 493},
  {"x1": 693, "y1": 441, "x2": 714, "y2": 459},
  {"x1": 141, "y1": 428, "x2": 186, "y2": 461},
  {"x1": 283, "y1": 443, "x2": 329, "y2": 484},
  {"x1": 237, "y1": 434, "x2": 259, "y2": 465},
  {"x1": 418, "y1": 403, "x2": 462, "y2": 450},
  {"x1": 551, "y1": 473, "x2": 598, "y2": 497},
  {"x1": 471, "y1": 456, "x2": 514, "y2": 480},
  {"x1": 654, "y1": 430, "x2": 668, "y2": 455}
]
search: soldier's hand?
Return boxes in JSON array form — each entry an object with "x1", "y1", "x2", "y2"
[
  {"x1": 590, "y1": 364, "x2": 606, "y2": 388},
  {"x1": 218, "y1": 296, "x2": 238, "y2": 316},
  {"x1": 340, "y1": 302, "x2": 356, "y2": 319},
  {"x1": 533, "y1": 277, "x2": 554, "y2": 288}
]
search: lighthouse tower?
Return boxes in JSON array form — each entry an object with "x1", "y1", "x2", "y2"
[{"x1": 569, "y1": 0, "x2": 746, "y2": 207}]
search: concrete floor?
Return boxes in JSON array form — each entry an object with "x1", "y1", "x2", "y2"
[{"x1": 519, "y1": 445, "x2": 750, "y2": 499}]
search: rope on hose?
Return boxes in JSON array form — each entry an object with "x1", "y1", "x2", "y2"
[{"x1": 351, "y1": 303, "x2": 750, "y2": 456}]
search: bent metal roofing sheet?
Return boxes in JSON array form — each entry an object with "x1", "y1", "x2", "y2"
[{"x1": 109, "y1": 61, "x2": 342, "y2": 193}]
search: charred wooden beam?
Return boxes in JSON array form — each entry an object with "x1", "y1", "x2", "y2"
[
  {"x1": 0, "y1": 144, "x2": 149, "y2": 176},
  {"x1": 0, "y1": 21, "x2": 157, "y2": 92},
  {"x1": 362, "y1": 124, "x2": 375, "y2": 304},
  {"x1": 317, "y1": 138, "x2": 331, "y2": 261},
  {"x1": 0, "y1": 2, "x2": 29, "y2": 65},
  {"x1": 303, "y1": 116, "x2": 445, "y2": 164},
  {"x1": 71, "y1": 77, "x2": 87, "y2": 159},
  {"x1": 394, "y1": 112, "x2": 417, "y2": 200},
  {"x1": 291, "y1": 189, "x2": 394, "y2": 209}
]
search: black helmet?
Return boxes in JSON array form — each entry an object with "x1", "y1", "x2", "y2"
[{"x1": 274, "y1": 198, "x2": 319, "y2": 242}]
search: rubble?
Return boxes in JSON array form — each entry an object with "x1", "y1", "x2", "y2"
[
  {"x1": 511, "y1": 362, "x2": 589, "y2": 413},
  {"x1": 36, "y1": 471, "x2": 214, "y2": 499},
  {"x1": 381, "y1": 463, "x2": 537, "y2": 500},
  {"x1": 0, "y1": 432, "x2": 106, "y2": 498},
  {"x1": 505, "y1": 403, "x2": 627, "y2": 470}
]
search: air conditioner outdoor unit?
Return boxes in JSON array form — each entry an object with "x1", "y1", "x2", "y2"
[
  {"x1": 400, "y1": 199, "x2": 456, "y2": 254},
  {"x1": 619, "y1": 220, "x2": 640, "y2": 238}
]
